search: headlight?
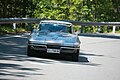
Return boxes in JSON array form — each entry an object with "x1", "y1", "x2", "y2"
[
  {"x1": 28, "y1": 38, "x2": 36, "y2": 43},
  {"x1": 73, "y1": 42, "x2": 80, "y2": 48},
  {"x1": 28, "y1": 40, "x2": 35, "y2": 44},
  {"x1": 28, "y1": 39, "x2": 46, "y2": 45}
]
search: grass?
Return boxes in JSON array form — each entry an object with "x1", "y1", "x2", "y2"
[
  {"x1": 0, "y1": 26, "x2": 29, "y2": 34},
  {"x1": 115, "y1": 30, "x2": 120, "y2": 33}
]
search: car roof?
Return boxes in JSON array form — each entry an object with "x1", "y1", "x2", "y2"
[{"x1": 40, "y1": 20, "x2": 72, "y2": 25}]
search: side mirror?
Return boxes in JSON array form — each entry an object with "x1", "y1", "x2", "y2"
[
  {"x1": 74, "y1": 31, "x2": 80, "y2": 35},
  {"x1": 32, "y1": 28, "x2": 39, "y2": 33}
]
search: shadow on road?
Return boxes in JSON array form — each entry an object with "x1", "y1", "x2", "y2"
[
  {"x1": 0, "y1": 36, "x2": 101, "y2": 79},
  {"x1": 0, "y1": 37, "x2": 44, "y2": 79},
  {"x1": 80, "y1": 52, "x2": 104, "y2": 57}
]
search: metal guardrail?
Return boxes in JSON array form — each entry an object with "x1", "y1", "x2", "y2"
[
  {"x1": 0, "y1": 18, "x2": 120, "y2": 33},
  {"x1": 0, "y1": 18, "x2": 120, "y2": 26},
  {"x1": 0, "y1": 18, "x2": 40, "y2": 24}
]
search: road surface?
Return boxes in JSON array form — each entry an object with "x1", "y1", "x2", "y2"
[{"x1": 0, "y1": 34, "x2": 120, "y2": 80}]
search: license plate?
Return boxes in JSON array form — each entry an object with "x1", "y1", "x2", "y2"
[{"x1": 47, "y1": 49, "x2": 60, "y2": 54}]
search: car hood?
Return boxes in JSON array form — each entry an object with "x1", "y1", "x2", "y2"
[{"x1": 30, "y1": 31, "x2": 78, "y2": 46}]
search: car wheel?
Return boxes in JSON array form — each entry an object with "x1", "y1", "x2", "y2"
[
  {"x1": 72, "y1": 50, "x2": 79, "y2": 62},
  {"x1": 27, "y1": 46, "x2": 34, "y2": 57}
]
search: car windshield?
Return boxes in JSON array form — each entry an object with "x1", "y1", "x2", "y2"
[{"x1": 39, "y1": 23, "x2": 71, "y2": 33}]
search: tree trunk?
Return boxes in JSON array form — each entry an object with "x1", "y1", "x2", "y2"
[{"x1": 3, "y1": 0, "x2": 7, "y2": 18}]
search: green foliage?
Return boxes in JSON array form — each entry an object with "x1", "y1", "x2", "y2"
[
  {"x1": 116, "y1": 30, "x2": 120, "y2": 33},
  {"x1": 85, "y1": 26, "x2": 94, "y2": 33},
  {"x1": 92, "y1": 26, "x2": 98, "y2": 33},
  {"x1": 73, "y1": 26, "x2": 81, "y2": 32},
  {"x1": 0, "y1": 25, "x2": 28, "y2": 34},
  {"x1": 101, "y1": 26, "x2": 112, "y2": 33},
  {"x1": 15, "y1": 28, "x2": 27, "y2": 33},
  {"x1": 34, "y1": 0, "x2": 83, "y2": 20},
  {"x1": 0, "y1": 0, "x2": 119, "y2": 21},
  {"x1": 0, "y1": 0, "x2": 120, "y2": 33},
  {"x1": 0, "y1": 26, "x2": 14, "y2": 34}
]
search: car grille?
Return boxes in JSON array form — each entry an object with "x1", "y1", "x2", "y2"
[
  {"x1": 47, "y1": 45, "x2": 60, "y2": 49},
  {"x1": 30, "y1": 44, "x2": 78, "y2": 53}
]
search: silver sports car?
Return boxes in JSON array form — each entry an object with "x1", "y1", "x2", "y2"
[{"x1": 27, "y1": 20, "x2": 81, "y2": 61}]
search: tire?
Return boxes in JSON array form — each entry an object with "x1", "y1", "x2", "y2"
[
  {"x1": 72, "y1": 50, "x2": 79, "y2": 62},
  {"x1": 27, "y1": 46, "x2": 34, "y2": 57}
]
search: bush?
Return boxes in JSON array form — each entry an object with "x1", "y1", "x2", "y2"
[
  {"x1": 0, "y1": 26, "x2": 14, "y2": 34},
  {"x1": 73, "y1": 26, "x2": 81, "y2": 32},
  {"x1": 0, "y1": 25, "x2": 29, "y2": 34}
]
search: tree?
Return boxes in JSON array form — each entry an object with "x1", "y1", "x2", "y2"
[
  {"x1": 34, "y1": 0, "x2": 83, "y2": 20},
  {"x1": 0, "y1": 0, "x2": 119, "y2": 22}
]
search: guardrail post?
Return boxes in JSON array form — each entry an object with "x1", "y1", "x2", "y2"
[
  {"x1": 98, "y1": 26, "x2": 101, "y2": 33},
  {"x1": 112, "y1": 26, "x2": 116, "y2": 33},
  {"x1": 13, "y1": 23, "x2": 16, "y2": 29}
]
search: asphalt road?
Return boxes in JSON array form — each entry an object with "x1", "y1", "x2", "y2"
[{"x1": 0, "y1": 34, "x2": 120, "y2": 80}]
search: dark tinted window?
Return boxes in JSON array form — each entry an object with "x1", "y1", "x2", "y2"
[{"x1": 39, "y1": 23, "x2": 71, "y2": 33}]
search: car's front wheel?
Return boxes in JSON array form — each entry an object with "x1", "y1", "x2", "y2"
[{"x1": 72, "y1": 50, "x2": 79, "y2": 62}]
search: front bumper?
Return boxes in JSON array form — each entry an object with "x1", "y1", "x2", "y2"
[{"x1": 28, "y1": 43, "x2": 80, "y2": 54}]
